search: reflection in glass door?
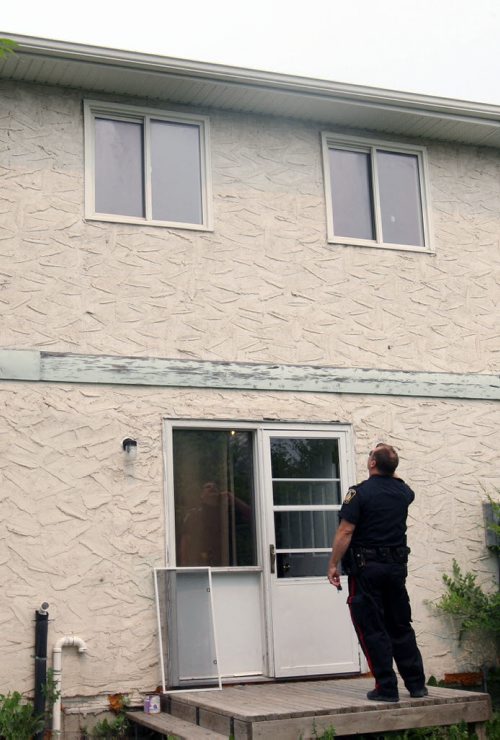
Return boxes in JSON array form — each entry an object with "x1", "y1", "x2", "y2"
[
  {"x1": 271, "y1": 437, "x2": 342, "y2": 578},
  {"x1": 173, "y1": 429, "x2": 257, "y2": 568}
]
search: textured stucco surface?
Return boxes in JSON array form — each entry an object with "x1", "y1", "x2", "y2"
[
  {"x1": 1, "y1": 382, "x2": 499, "y2": 700},
  {"x1": 0, "y1": 82, "x2": 499, "y2": 706},
  {"x1": 0, "y1": 81, "x2": 499, "y2": 373}
]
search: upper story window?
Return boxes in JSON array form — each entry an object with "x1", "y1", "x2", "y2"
[
  {"x1": 84, "y1": 100, "x2": 212, "y2": 230},
  {"x1": 321, "y1": 133, "x2": 433, "y2": 252}
]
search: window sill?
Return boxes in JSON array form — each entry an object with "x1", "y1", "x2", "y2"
[
  {"x1": 327, "y1": 237, "x2": 435, "y2": 254},
  {"x1": 84, "y1": 213, "x2": 214, "y2": 232}
]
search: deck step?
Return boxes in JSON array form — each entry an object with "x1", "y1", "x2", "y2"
[{"x1": 126, "y1": 711, "x2": 228, "y2": 739}]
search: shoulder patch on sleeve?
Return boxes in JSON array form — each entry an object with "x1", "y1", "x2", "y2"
[{"x1": 343, "y1": 488, "x2": 357, "y2": 504}]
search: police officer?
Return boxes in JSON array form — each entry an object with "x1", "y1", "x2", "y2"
[{"x1": 327, "y1": 443, "x2": 427, "y2": 702}]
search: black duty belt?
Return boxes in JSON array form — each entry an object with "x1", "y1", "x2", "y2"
[{"x1": 356, "y1": 546, "x2": 410, "y2": 564}]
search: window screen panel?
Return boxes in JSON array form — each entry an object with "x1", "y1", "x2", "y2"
[
  {"x1": 155, "y1": 568, "x2": 220, "y2": 687},
  {"x1": 377, "y1": 150, "x2": 425, "y2": 246},
  {"x1": 95, "y1": 118, "x2": 144, "y2": 217},
  {"x1": 329, "y1": 148, "x2": 375, "y2": 240}
]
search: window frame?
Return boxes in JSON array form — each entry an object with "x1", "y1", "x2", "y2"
[
  {"x1": 321, "y1": 132, "x2": 434, "y2": 253},
  {"x1": 84, "y1": 99, "x2": 213, "y2": 231}
]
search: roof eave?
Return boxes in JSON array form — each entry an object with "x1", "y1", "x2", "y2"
[{"x1": 2, "y1": 33, "x2": 500, "y2": 146}]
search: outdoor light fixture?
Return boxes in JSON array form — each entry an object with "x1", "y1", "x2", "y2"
[{"x1": 122, "y1": 438, "x2": 137, "y2": 453}]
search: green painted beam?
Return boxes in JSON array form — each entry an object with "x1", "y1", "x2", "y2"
[{"x1": 0, "y1": 349, "x2": 498, "y2": 400}]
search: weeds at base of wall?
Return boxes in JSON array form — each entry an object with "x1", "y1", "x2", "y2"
[
  {"x1": 80, "y1": 713, "x2": 129, "y2": 739},
  {"x1": 80, "y1": 694, "x2": 130, "y2": 738},
  {"x1": 0, "y1": 691, "x2": 44, "y2": 739},
  {"x1": 297, "y1": 721, "x2": 337, "y2": 739}
]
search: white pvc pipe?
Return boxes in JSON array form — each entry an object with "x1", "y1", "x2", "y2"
[{"x1": 52, "y1": 636, "x2": 87, "y2": 735}]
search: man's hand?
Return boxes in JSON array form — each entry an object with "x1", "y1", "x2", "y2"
[
  {"x1": 328, "y1": 562, "x2": 342, "y2": 590},
  {"x1": 327, "y1": 519, "x2": 355, "y2": 591}
]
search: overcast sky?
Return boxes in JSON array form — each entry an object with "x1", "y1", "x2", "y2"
[{"x1": 2, "y1": 0, "x2": 500, "y2": 105}]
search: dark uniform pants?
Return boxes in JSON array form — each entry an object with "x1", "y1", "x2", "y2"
[{"x1": 347, "y1": 561, "x2": 425, "y2": 696}]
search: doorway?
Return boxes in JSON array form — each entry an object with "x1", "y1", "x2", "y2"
[{"x1": 163, "y1": 421, "x2": 360, "y2": 686}]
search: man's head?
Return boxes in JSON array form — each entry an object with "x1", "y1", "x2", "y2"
[
  {"x1": 367, "y1": 443, "x2": 399, "y2": 476},
  {"x1": 200, "y1": 481, "x2": 219, "y2": 503}
]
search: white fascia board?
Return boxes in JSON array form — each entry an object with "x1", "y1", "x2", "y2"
[
  {"x1": 0, "y1": 349, "x2": 498, "y2": 401},
  {"x1": 4, "y1": 33, "x2": 500, "y2": 125}
]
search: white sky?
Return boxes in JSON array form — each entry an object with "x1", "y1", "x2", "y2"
[{"x1": 2, "y1": 0, "x2": 500, "y2": 105}]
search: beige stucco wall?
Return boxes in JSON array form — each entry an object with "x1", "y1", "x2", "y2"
[
  {"x1": 1, "y1": 81, "x2": 499, "y2": 373},
  {"x1": 1, "y1": 381, "x2": 498, "y2": 703},
  {"x1": 0, "y1": 81, "x2": 499, "y2": 707}
]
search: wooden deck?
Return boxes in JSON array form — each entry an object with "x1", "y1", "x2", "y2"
[{"x1": 126, "y1": 677, "x2": 492, "y2": 739}]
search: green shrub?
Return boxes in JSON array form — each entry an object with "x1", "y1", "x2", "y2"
[
  {"x1": 0, "y1": 691, "x2": 44, "y2": 740},
  {"x1": 435, "y1": 559, "x2": 500, "y2": 650}
]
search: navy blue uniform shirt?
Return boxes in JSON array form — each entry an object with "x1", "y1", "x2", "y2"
[{"x1": 339, "y1": 475, "x2": 415, "y2": 548}]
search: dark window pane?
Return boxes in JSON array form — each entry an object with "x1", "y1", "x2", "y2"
[
  {"x1": 270, "y1": 438, "x2": 339, "y2": 479},
  {"x1": 329, "y1": 148, "x2": 375, "y2": 240},
  {"x1": 273, "y1": 481, "x2": 341, "y2": 506},
  {"x1": 377, "y1": 151, "x2": 424, "y2": 246},
  {"x1": 95, "y1": 118, "x2": 144, "y2": 217},
  {"x1": 275, "y1": 510, "x2": 338, "y2": 550},
  {"x1": 151, "y1": 121, "x2": 203, "y2": 224},
  {"x1": 173, "y1": 430, "x2": 256, "y2": 567},
  {"x1": 277, "y1": 552, "x2": 331, "y2": 578}
]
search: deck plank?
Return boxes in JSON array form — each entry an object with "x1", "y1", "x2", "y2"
[
  {"x1": 125, "y1": 710, "x2": 227, "y2": 739},
  {"x1": 251, "y1": 700, "x2": 492, "y2": 739},
  {"x1": 138, "y1": 678, "x2": 491, "y2": 739}
]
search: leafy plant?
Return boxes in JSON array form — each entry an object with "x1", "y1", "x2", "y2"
[
  {"x1": 81, "y1": 694, "x2": 130, "y2": 738},
  {"x1": 434, "y1": 559, "x2": 500, "y2": 650},
  {"x1": 311, "y1": 719, "x2": 336, "y2": 739},
  {"x1": 87, "y1": 714, "x2": 129, "y2": 738},
  {"x1": 41, "y1": 666, "x2": 61, "y2": 727},
  {"x1": 0, "y1": 691, "x2": 45, "y2": 740},
  {"x1": 0, "y1": 39, "x2": 16, "y2": 58}
]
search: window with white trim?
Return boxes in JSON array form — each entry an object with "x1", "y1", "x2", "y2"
[
  {"x1": 321, "y1": 133, "x2": 432, "y2": 252},
  {"x1": 84, "y1": 100, "x2": 212, "y2": 230}
]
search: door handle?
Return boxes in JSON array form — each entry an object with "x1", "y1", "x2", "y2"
[{"x1": 269, "y1": 544, "x2": 276, "y2": 574}]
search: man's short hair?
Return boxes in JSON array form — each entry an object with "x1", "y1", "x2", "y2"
[{"x1": 372, "y1": 443, "x2": 399, "y2": 475}]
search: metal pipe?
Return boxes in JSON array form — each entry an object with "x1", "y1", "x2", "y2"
[
  {"x1": 34, "y1": 603, "x2": 49, "y2": 740},
  {"x1": 52, "y1": 636, "x2": 88, "y2": 736}
]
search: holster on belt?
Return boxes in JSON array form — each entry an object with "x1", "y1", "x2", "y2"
[{"x1": 341, "y1": 548, "x2": 366, "y2": 576}]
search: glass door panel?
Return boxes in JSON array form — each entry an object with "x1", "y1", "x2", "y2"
[
  {"x1": 173, "y1": 429, "x2": 256, "y2": 567},
  {"x1": 270, "y1": 437, "x2": 341, "y2": 579}
]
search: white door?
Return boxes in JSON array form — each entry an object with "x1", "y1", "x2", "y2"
[{"x1": 261, "y1": 430, "x2": 360, "y2": 677}]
